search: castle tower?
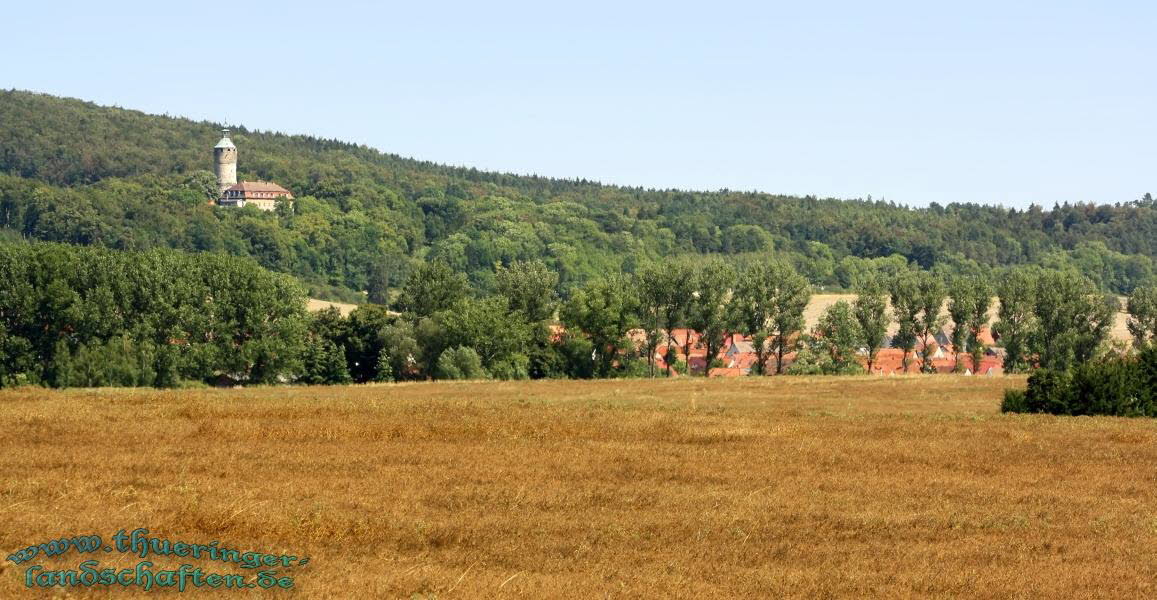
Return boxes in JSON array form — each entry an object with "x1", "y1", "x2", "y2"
[{"x1": 213, "y1": 129, "x2": 238, "y2": 196}]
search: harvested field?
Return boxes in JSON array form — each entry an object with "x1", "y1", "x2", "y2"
[{"x1": 1, "y1": 377, "x2": 1155, "y2": 598}]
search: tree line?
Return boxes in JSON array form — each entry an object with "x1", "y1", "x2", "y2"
[
  {"x1": 4, "y1": 241, "x2": 1155, "y2": 389},
  {"x1": 0, "y1": 242, "x2": 305, "y2": 387},
  {"x1": 308, "y1": 258, "x2": 1157, "y2": 385}
]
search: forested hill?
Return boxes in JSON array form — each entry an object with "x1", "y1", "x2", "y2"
[{"x1": 1, "y1": 89, "x2": 1155, "y2": 299}]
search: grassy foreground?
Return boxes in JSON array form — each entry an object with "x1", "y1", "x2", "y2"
[{"x1": 1, "y1": 376, "x2": 1155, "y2": 598}]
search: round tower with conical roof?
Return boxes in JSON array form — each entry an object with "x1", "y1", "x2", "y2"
[{"x1": 213, "y1": 129, "x2": 238, "y2": 197}]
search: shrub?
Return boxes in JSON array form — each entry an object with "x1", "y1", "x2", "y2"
[
  {"x1": 373, "y1": 350, "x2": 395, "y2": 383},
  {"x1": 435, "y1": 346, "x2": 487, "y2": 380},
  {"x1": 1022, "y1": 369, "x2": 1073, "y2": 414},
  {"x1": 1005, "y1": 348, "x2": 1156, "y2": 417},
  {"x1": 300, "y1": 337, "x2": 352, "y2": 385},
  {"x1": 1142, "y1": 344, "x2": 1157, "y2": 393},
  {"x1": 784, "y1": 346, "x2": 826, "y2": 375},
  {"x1": 555, "y1": 334, "x2": 596, "y2": 379},
  {"x1": 1001, "y1": 389, "x2": 1029, "y2": 413},
  {"x1": 488, "y1": 353, "x2": 529, "y2": 380},
  {"x1": 1068, "y1": 359, "x2": 1148, "y2": 416},
  {"x1": 618, "y1": 358, "x2": 652, "y2": 378}
]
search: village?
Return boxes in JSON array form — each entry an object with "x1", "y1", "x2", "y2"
[{"x1": 630, "y1": 325, "x2": 1004, "y2": 377}]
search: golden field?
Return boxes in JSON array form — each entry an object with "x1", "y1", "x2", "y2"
[{"x1": 1, "y1": 377, "x2": 1155, "y2": 598}]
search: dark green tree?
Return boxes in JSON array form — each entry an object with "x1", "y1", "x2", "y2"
[
  {"x1": 1127, "y1": 285, "x2": 1157, "y2": 348},
  {"x1": 396, "y1": 261, "x2": 468, "y2": 319},
  {"x1": 948, "y1": 276, "x2": 993, "y2": 373},
  {"x1": 1033, "y1": 271, "x2": 1115, "y2": 370},
  {"x1": 732, "y1": 259, "x2": 810, "y2": 375},
  {"x1": 686, "y1": 258, "x2": 736, "y2": 376},
  {"x1": 889, "y1": 271, "x2": 922, "y2": 373},
  {"x1": 561, "y1": 273, "x2": 639, "y2": 377},
  {"x1": 852, "y1": 277, "x2": 890, "y2": 372},
  {"x1": 814, "y1": 300, "x2": 863, "y2": 373},
  {"x1": 769, "y1": 270, "x2": 812, "y2": 375},
  {"x1": 495, "y1": 260, "x2": 559, "y2": 323},
  {"x1": 435, "y1": 296, "x2": 532, "y2": 379},
  {"x1": 301, "y1": 336, "x2": 352, "y2": 384},
  {"x1": 912, "y1": 272, "x2": 947, "y2": 373},
  {"x1": 636, "y1": 262, "x2": 694, "y2": 376},
  {"x1": 994, "y1": 267, "x2": 1039, "y2": 373}
]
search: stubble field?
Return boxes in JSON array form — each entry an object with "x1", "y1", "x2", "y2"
[{"x1": 1, "y1": 376, "x2": 1155, "y2": 598}]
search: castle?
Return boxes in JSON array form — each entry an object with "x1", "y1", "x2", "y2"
[{"x1": 212, "y1": 129, "x2": 294, "y2": 211}]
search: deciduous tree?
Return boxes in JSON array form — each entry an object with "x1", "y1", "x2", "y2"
[
  {"x1": 1126, "y1": 285, "x2": 1157, "y2": 348},
  {"x1": 852, "y1": 277, "x2": 890, "y2": 372},
  {"x1": 686, "y1": 259, "x2": 736, "y2": 376},
  {"x1": 1033, "y1": 271, "x2": 1115, "y2": 370}
]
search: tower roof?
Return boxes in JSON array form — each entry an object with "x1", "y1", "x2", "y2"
[{"x1": 214, "y1": 128, "x2": 235, "y2": 150}]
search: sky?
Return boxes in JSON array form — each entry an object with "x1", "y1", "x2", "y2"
[{"x1": 3, "y1": 1, "x2": 1155, "y2": 208}]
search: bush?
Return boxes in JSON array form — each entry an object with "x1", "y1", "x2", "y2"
[
  {"x1": 618, "y1": 358, "x2": 652, "y2": 378},
  {"x1": 1142, "y1": 344, "x2": 1157, "y2": 394},
  {"x1": 1005, "y1": 347, "x2": 1156, "y2": 417},
  {"x1": 785, "y1": 344, "x2": 865, "y2": 375},
  {"x1": 1022, "y1": 369, "x2": 1073, "y2": 414},
  {"x1": 1069, "y1": 358, "x2": 1149, "y2": 416},
  {"x1": 50, "y1": 337, "x2": 161, "y2": 388},
  {"x1": 488, "y1": 353, "x2": 530, "y2": 380},
  {"x1": 555, "y1": 334, "x2": 596, "y2": 379},
  {"x1": 434, "y1": 346, "x2": 487, "y2": 380},
  {"x1": 1001, "y1": 389, "x2": 1028, "y2": 413},
  {"x1": 300, "y1": 337, "x2": 352, "y2": 385},
  {"x1": 373, "y1": 350, "x2": 395, "y2": 383}
]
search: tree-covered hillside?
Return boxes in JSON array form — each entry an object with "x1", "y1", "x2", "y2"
[{"x1": 1, "y1": 89, "x2": 1154, "y2": 299}]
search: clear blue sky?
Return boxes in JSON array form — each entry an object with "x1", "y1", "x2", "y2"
[{"x1": 4, "y1": 1, "x2": 1155, "y2": 208}]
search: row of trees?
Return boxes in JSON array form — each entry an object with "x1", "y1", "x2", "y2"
[
  {"x1": 5, "y1": 241, "x2": 1155, "y2": 389},
  {"x1": 305, "y1": 257, "x2": 1157, "y2": 384}
]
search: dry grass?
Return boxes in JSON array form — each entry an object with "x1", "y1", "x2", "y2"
[
  {"x1": 306, "y1": 298, "x2": 358, "y2": 316},
  {"x1": 2, "y1": 376, "x2": 1155, "y2": 598}
]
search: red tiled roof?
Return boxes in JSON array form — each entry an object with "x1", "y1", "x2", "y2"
[
  {"x1": 226, "y1": 181, "x2": 292, "y2": 194},
  {"x1": 708, "y1": 367, "x2": 744, "y2": 377}
]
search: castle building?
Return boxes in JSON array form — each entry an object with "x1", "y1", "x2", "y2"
[
  {"x1": 212, "y1": 129, "x2": 294, "y2": 211},
  {"x1": 219, "y1": 181, "x2": 295, "y2": 211}
]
